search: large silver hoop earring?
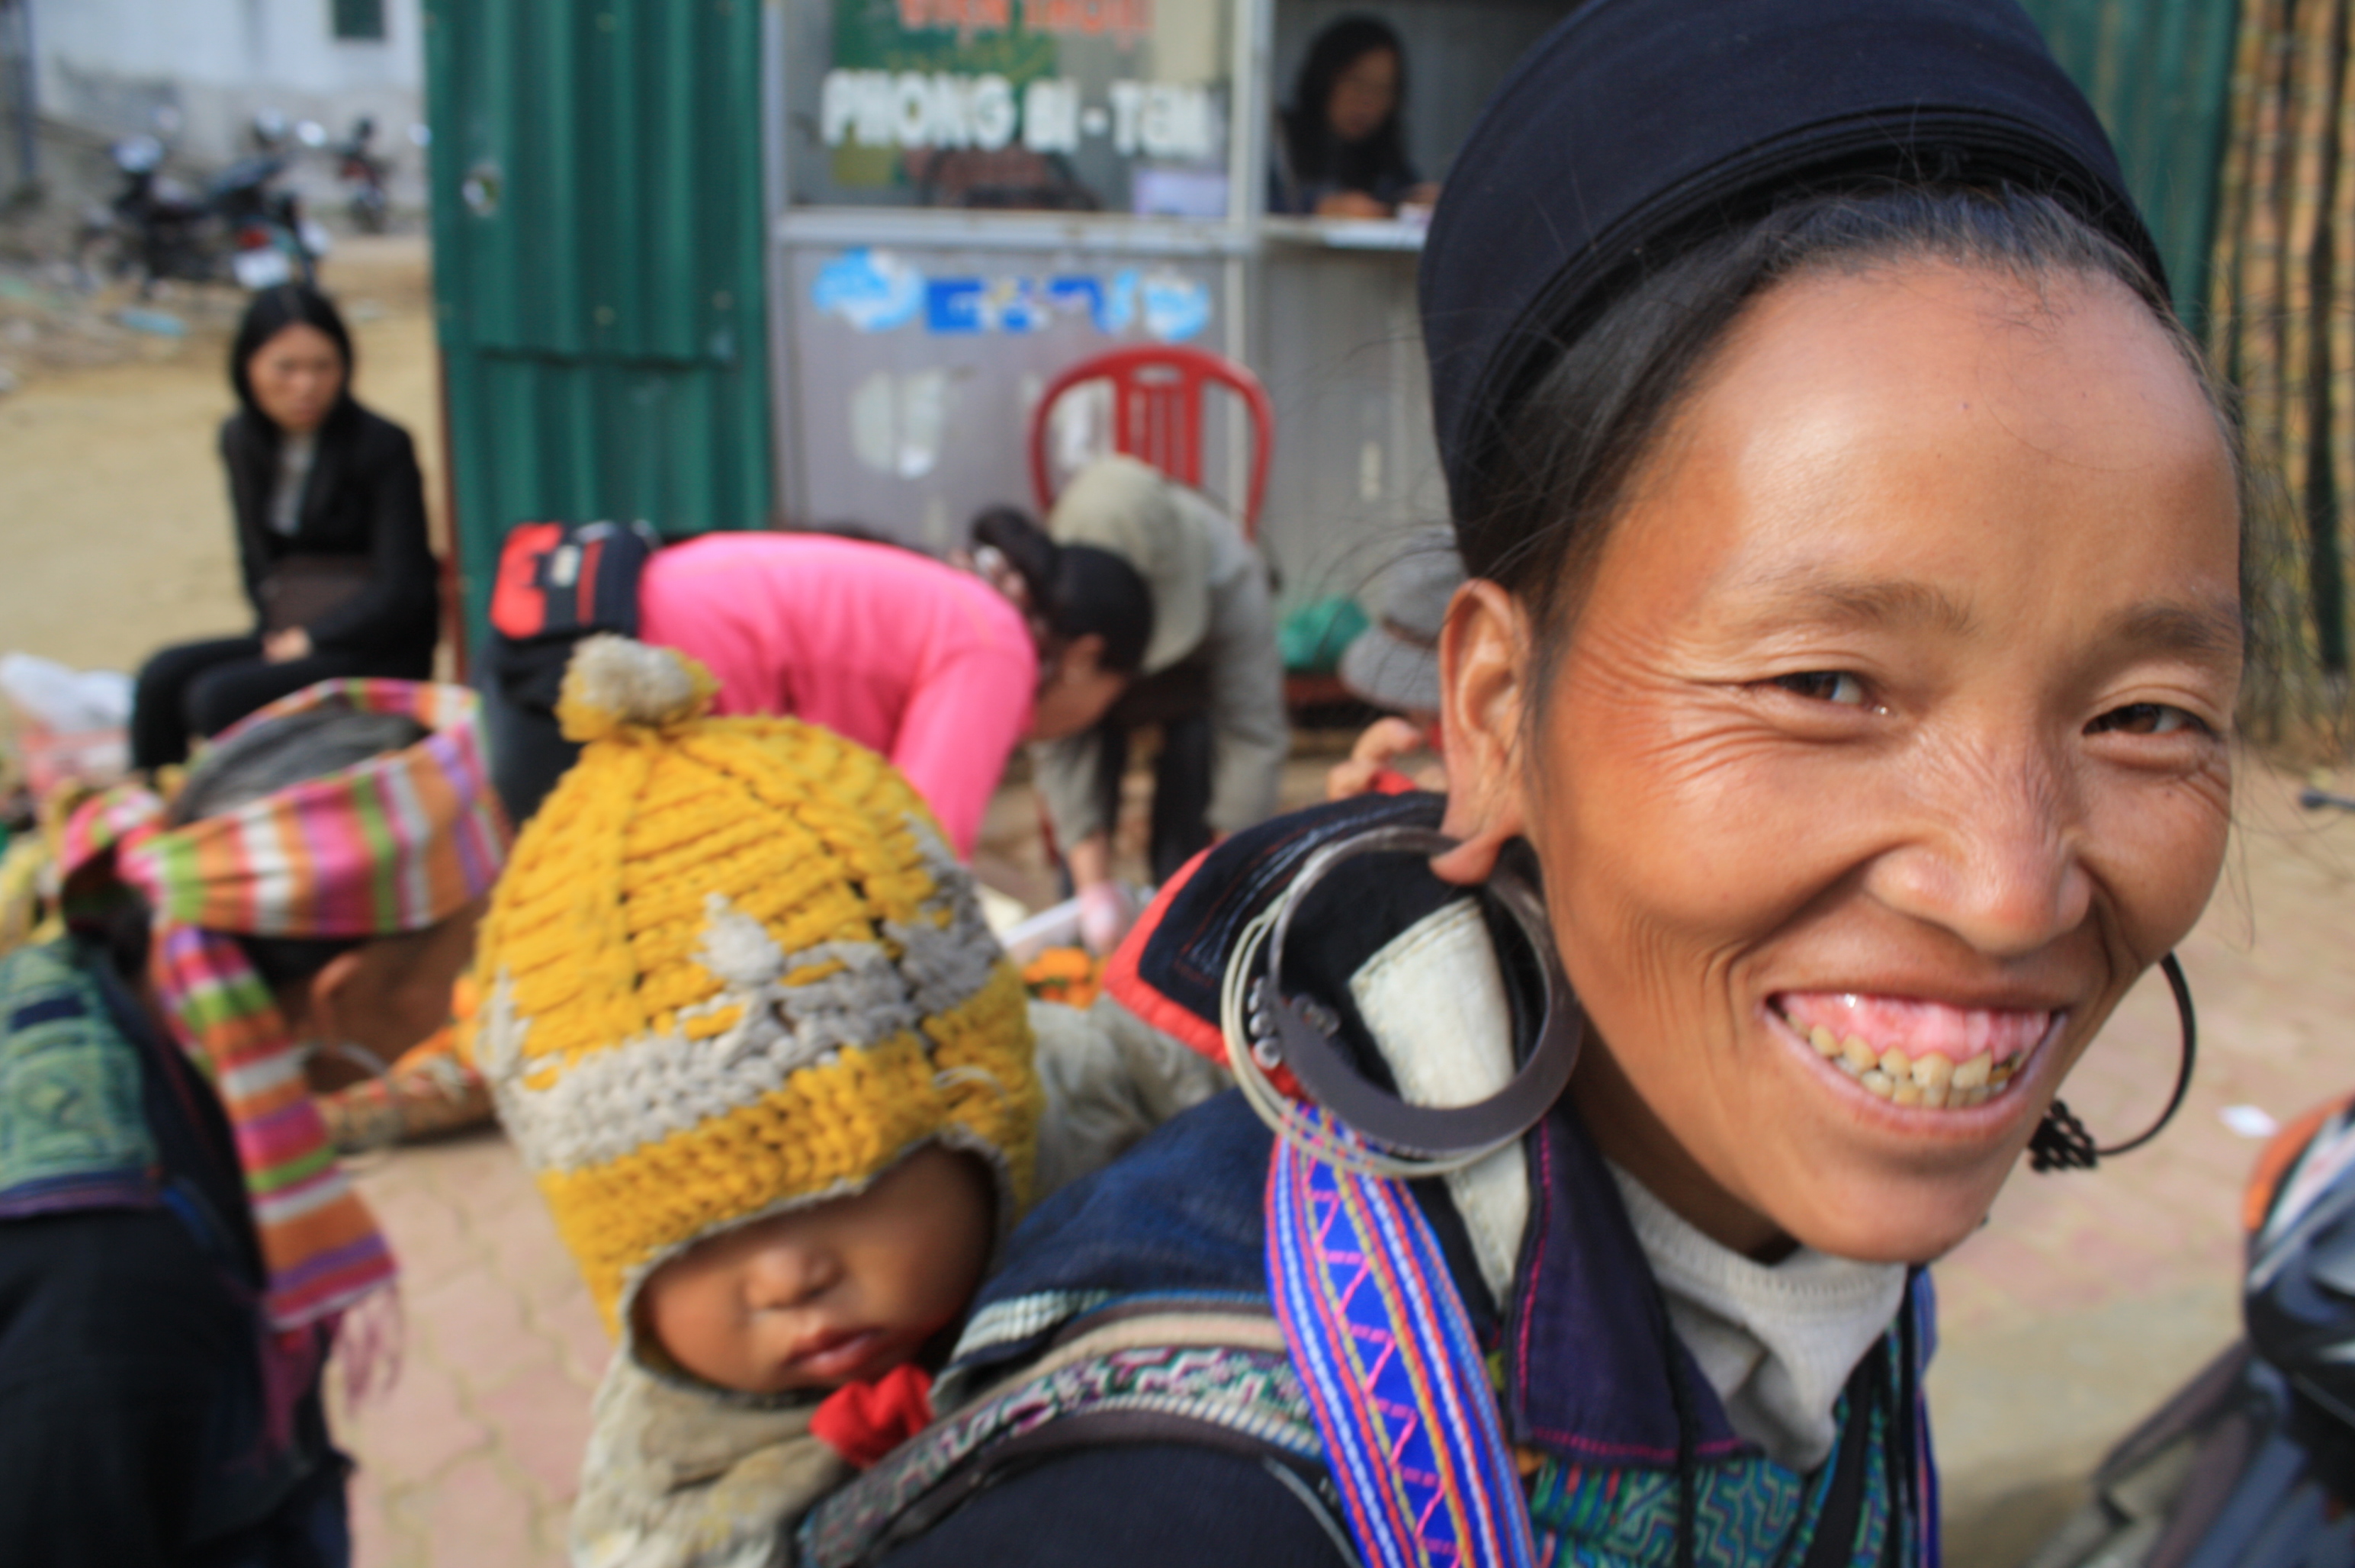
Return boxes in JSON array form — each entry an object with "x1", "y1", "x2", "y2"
[
  {"x1": 1225, "y1": 824, "x2": 1582, "y2": 1177},
  {"x1": 2029, "y1": 952, "x2": 2197, "y2": 1174}
]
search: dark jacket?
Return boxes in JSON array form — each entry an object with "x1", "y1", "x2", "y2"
[
  {"x1": 0, "y1": 937, "x2": 346, "y2": 1567},
  {"x1": 220, "y1": 401, "x2": 439, "y2": 661}
]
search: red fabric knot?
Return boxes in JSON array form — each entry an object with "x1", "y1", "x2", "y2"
[{"x1": 810, "y1": 1363, "x2": 934, "y2": 1470}]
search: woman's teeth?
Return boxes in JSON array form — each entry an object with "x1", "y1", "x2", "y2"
[{"x1": 1774, "y1": 994, "x2": 2053, "y2": 1111}]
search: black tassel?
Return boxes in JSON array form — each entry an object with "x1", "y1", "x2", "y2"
[{"x1": 2028, "y1": 1100, "x2": 2099, "y2": 1173}]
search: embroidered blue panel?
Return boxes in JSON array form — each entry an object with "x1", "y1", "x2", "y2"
[{"x1": 1267, "y1": 1111, "x2": 1537, "y2": 1568}]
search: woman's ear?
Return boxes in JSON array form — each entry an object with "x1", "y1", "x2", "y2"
[
  {"x1": 300, "y1": 948, "x2": 369, "y2": 1048},
  {"x1": 1431, "y1": 579, "x2": 1533, "y2": 887}
]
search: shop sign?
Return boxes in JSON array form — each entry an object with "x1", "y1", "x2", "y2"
[
  {"x1": 895, "y1": 0, "x2": 1155, "y2": 46},
  {"x1": 789, "y1": 0, "x2": 1231, "y2": 215},
  {"x1": 820, "y1": 72, "x2": 1216, "y2": 160}
]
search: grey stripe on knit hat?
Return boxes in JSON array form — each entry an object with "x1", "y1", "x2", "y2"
[{"x1": 478, "y1": 818, "x2": 1004, "y2": 1175}]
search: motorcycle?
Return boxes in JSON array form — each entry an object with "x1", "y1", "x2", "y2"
[
  {"x1": 75, "y1": 132, "x2": 208, "y2": 292},
  {"x1": 2020, "y1": 1088, "x2": 2355, "y2": 1567},
  {"x1": 76, "y1": 112, "x2": 327, "y2": 295},
  {"x1": 333, "y1": 115, "x2": 390, "y2": 234},
  {"x1": 208, "y1": 112, "x2": 328, "y2": 290}
]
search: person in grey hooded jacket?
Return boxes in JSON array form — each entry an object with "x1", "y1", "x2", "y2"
[{"x1": 1014, "y1": 455, "x2": 1288, "y2": 953}]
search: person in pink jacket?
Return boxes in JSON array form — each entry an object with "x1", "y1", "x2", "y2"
[{"x1": 480, "y1": 529, "x2": 1153, "y2": 860}]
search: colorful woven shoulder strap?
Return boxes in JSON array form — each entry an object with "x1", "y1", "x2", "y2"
[{"x1": 1267, "y1": 1107, "x2": 1538, "y2": 1568}]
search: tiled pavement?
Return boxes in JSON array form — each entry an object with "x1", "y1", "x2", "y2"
[
  {"x1": 333, "y1": 763, "x2": 2355, "y2": 1566},
  {"x1": 339, "y1": 1130, "x2": 597, "y2": 1566}
]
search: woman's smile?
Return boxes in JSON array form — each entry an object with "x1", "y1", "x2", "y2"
[{"x1": 1770, "y1": 992, "x2": 2061, "y2": 1112}]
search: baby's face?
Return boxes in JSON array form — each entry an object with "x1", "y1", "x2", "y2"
[{"x1": 635, "y1": 1145, "x2": 995, "y2": 1395}]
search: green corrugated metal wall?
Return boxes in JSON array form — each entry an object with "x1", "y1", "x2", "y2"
[
  {"x1": 421, "y1": 0, "x2": 771, "y2": 651},
  {"x1": 2017, "y1": 0, "x2": 2241, "y2": 321}
]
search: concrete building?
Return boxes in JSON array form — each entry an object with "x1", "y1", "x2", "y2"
[{"x1": 22, "y1": 0, "x2": 426, "y2": 210}]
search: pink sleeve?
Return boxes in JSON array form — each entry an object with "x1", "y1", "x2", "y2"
[{"x1": 888, "y1": 638, "x2": 1036, "y2": 860}]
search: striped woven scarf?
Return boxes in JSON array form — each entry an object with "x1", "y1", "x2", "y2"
[
  {"x1": 1267, "y1": 1108, "x2": 1539, "y2": 1568},
  {"x1": 64, "y1": 679, "x2": 509, "y2": 1331}
]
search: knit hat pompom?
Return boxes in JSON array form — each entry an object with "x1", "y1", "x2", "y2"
[{"x1": 557, "y1": 635, "x2": 718, "y2": 743}]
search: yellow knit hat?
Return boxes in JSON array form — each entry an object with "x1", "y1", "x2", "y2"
[{"x1": 467, "y1": 635, "x2": 1039, "y2": 1335}]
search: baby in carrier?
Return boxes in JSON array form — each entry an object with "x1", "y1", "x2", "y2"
[{"x1": 467, "y1": 636, "x2": 1220, "y2": 1567}]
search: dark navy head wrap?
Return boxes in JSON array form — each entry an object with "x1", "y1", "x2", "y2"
[{"x1": 1420, "y1": 0, "x2": 2163, "y2": 522}]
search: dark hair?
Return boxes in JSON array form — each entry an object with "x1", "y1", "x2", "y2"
[
  {"x1": 1460, "y1": 182, "x2": 2245, "y2": 703},
  {"x1": 1282, "y1": 15, "x2": 1415, "y2": 200},
  {"x1": 229, "y1": 283, "x2": 355, "y2": 433},
  {"x1": 166, "y1": 703, "x2": 430, "y2": 992},
  {"x1": 970, "y1": 505, "x2": 1155, "y2": 676}
]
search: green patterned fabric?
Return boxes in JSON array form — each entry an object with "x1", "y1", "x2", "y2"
[
  {"x1": 1526, "y1": 1343, "x2": 1903, "y2": 1568},
  {"x1": 0, "y1": 940, "x2": 155, "y2": 1214},
  {"x1": 1531, "y1": 1459, "x2": 1801, "y2": 1568}
]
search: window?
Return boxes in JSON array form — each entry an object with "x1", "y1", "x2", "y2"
[
  {"x1": 332, "y1": 0, "x2": 386, "y2": 42},
  {"x1": 785, "y1": 0, "x2": 1236, "y2": 218}
]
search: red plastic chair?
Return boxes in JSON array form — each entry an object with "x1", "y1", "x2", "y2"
[{"x1": 1028, "y1": 345, "x2": 1276, "y2": 538}]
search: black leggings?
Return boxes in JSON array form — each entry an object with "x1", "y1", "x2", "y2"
[
  {"x1": 130, "y1": 636, "x2": 430, "y2": 770},
  {"x1": 1091, "y1": 706, "x2": 1214, "y2": 885}
]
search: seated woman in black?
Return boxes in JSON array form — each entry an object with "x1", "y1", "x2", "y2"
[
  {"x1": 1271, "y1": 14, "x2": 1440, "y2": 218},
  {"x1": 130, "y1": 285, "x2": 439, "y2": 771}
]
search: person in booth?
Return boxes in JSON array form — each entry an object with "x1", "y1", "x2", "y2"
[
  {"x1": 978, "y1": 455, "x2": 1289, "y2": 956},
  {"x1": 1271, "y1": 14, "x2": 1441, "y2": 218}
]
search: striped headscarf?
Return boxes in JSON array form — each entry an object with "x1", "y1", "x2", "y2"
[{"x1": 64, "y1": 679, "x2": 509, "y2": 1331}]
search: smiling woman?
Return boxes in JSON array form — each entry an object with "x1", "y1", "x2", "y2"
[
  {"x1": 798, "y1": 4, "x2": 2251, "y2": 1566},
  {"x1": 1444, "y1": 248, "x2": 2241, "y2": 1270}
]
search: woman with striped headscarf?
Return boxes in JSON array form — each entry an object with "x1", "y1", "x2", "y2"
[{"x1": 0, "y1": 680, "x2": 507, "y2": 1566}]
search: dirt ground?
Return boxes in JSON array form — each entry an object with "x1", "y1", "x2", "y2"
[{"x1": 5, "y1": 239, "x2": 2355, "y2": 1566}]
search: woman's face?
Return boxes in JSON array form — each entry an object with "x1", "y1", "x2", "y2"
[
  {"x1": 1442, "y1": 262, "x2": 2241, "y2": 1264},
  {"x1": 1326, "y1": 47, "x2": 1400, "y2": 144},
  {"x1": 246, "y1": 321, "x2": 346, "y2": 434},
  {"x1": 1027, "y1": 636, "x2": 1129, "y2": 741},
  {"x1": 291, "y1": 895, "x2": 486, "y2": 1091}
]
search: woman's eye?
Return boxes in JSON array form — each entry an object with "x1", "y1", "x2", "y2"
[
  {"x1": 2087, "y1": 702, "x2": 2209, "y2": 738},
  {"x1": 1769, "y1": 670, "x2": 1870, "y2": 707}
]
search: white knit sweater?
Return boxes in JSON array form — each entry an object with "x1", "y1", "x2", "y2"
[{"x1": 1606, "y1": 1161, "x2": 1906, "y2": 1473}]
